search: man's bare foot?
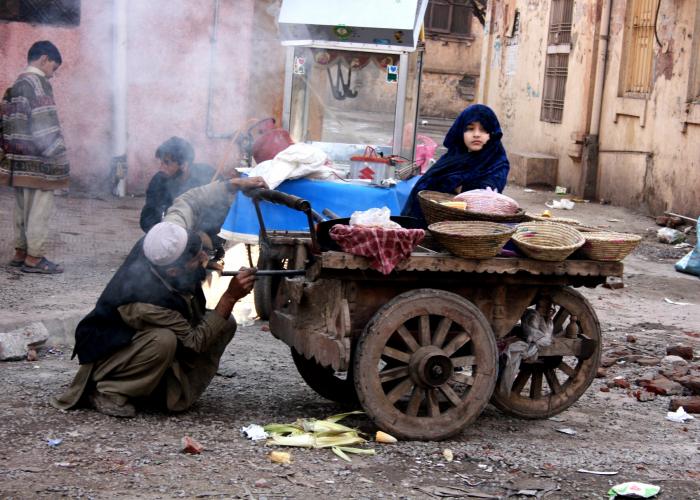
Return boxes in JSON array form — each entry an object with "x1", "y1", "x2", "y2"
[{"x1": 24, "y1": 255, "x2": 41, "y2": 267}]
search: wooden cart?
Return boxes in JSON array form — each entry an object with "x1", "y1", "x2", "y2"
[{"x1": 247, "y1": 189, "x2": 622, "y2": 441}]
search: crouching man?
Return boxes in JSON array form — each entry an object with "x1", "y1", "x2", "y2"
[{"x1": 52, "y1": 175, "x2": 266, "y2": 417}]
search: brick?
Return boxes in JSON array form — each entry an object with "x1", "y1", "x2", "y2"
[
  {"x1": 635, "y1": 390, "x2": 656, "y2": 402},
  {"x1": 642, "y1": 376, "x2": 684, "y2": 396},
  {"x1": 668, "y1": 396, "x2": 700, "y2": 413},
  {"x1": 676, "y1": 375, "x2": 700, "y2": 395},
  {"x1": 666, "y1": 345, "x2": 694, "y2": 361}
]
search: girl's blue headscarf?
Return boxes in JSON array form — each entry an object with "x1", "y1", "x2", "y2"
[{"x1": 401, "y1": 104, "x2": 510, "y2": 221}]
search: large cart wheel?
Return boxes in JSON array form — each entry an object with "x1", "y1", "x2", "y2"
[
  {"x1": 491, "y1": 287, "x2": 601, "y2": 419},
  {"x1": 354, "y1": 289, "x2": 498, "y2": 441},
  {"x1": 291, "y1": 348, "x2": 358, "y2": 406},
  {"x1": 253, "y1": 254, "x2": 281, "y2": 321}
]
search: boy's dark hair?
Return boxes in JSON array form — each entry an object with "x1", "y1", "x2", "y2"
[
  {"x1": 155, "y1": 136, "x2": 195, "y2": 166},
  {"x1": 27, "y1": 41, "x2": 63, "y2": 65}
]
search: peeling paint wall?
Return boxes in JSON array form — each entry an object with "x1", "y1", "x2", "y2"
[
  {"x1": 420, "y1": 19, "x2": 483, "y2": 118},
  {"x1": 480, "y1": 0, "x2": 700, "y2": 217},
  {"x1": 598, "y1": 0, "x2": 700, "y2": 216}
]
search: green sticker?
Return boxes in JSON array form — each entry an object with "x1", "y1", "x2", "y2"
[{"x1": 333, "y1": 25, "x2": 352, "y2": 40}]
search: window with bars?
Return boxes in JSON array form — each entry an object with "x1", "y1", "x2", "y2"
[
  {"x1": 0, "y1": 0, "x2": 80, "y2": 26},
  {"x1": 620, "y1": 0, "x2": 659, "y2": 95},
  {"x1": 540, "y1": 0, "x2": 574, "y2": 124},
  {"x1": 424, "y1": 0, "x2": 473, "y2": 39}
]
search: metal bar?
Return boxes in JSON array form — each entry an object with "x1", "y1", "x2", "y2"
[
  {"x1": 282, "y1": 46, "x2": 295, "y2": 131},
  {"x1": 664, "y1": 212, "x2": 699, "y2": 224},
  {"x1": 392, "y1": 52, "x2": 410, "y2": 157},
  {"x1": 220, "y1": 269, "x2": 306, "y2": 277}
]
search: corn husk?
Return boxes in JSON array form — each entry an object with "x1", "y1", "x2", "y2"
[
  {"x1": 336, "y1": 446, "x2": 376, "y2": 456},
  {"x1": 315, "y1": 432, "x2": 366, "y2": 449},
  {"x1": 325, "y1": 410, "x2": 365, "y2": 423},
  {"x1": 301, "y1": 419, "x2": 356, "y2": 434},
  {"x1": 267, "y1": 433, "x2": 315, "y2": 448},
  {"x1": 269, "y1": 451, "x2": 292, "y2": 464},
  {"x1": 263, "y1": 423, "x2": 304, "y2": 435},
  {"x1": 375, "y1": 431, "x2": 397, "y2": 444},
  {"x1": 332, "y1": 446, "x2": 352, "y2": 462}
]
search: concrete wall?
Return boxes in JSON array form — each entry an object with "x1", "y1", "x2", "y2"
[
  {"x1": 420, "y1": 20, "x2": 483, "y2": 118},
  {"x1": 1, "y1": 0, "x2": 266, "y2": 193},
  {"x1": 597, "y1": 0, "x2": 700, "y2": 216},
  {"x1": 479, "y1": 0, "x2": 700, "y2": 217}
]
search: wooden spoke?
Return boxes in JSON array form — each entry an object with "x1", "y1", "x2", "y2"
[
  {"x1": 552, "y1": 307, "x2": 570, "y2": 336},
  {"x1": 530, "y1": 371, "x2": 543, "y2": 399},
  {"x1": 406, "y1": 387, "x2": 424, "y2": 416},
  {"x1": 451, "y1": 372, "x2": 474, "y2": 386},
  {"x1": 557, "y1": 360, "x2": 577, "y2": 379},
  {"x1": 396, "y1": 325, "x2": 420, "y2": 352},
  {"x1": 431, "y1": 317, "x2": 453, "y2": 348},
  {"x1": 443, "y1": 332, "x2": 471, "y2": 356},
  {"x1": 511, "y1": 367, "x2": 531, "y2": 394},
  {"x1": 418, "y1": 315, "x2": 431, "y2": 346},
  {"x1": 386, "y1": 377, "x2": 414, "y2": 404},
  {"x1": 451, "y1": 355, "x2": 475, "y2": 368},
  {"x1": 544, "y1": 369, "x2": 563, "y2": 394},
  {"x1": 439, "y1": 384, "x2": 463, "y2": 407},
  {"x1": 382, "y1": 346, "x2": 411, "y2": 364},
  {"x1": 427, "y1": 389, "x2": 440, "y2": 417},
  {"x1": 379, "y1": 366, "x2": 410, "y2": 383}
]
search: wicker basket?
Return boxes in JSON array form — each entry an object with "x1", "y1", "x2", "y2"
[
  {"x1": 418, "y1": 190, "x2": 526, "y2": 224},
  {"x1": 579, "y1": 231, "x2": 642, "y2": 261},
  {"x1": 512, "y1": 222, "x2": 585, "y2": 261},
  {"x1": 428, "y1": 221, "x2": 515, "y2": 259}
]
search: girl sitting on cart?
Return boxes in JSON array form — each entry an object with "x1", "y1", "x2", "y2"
[{"x1": 401, "y1": 104, "x2": 510, "y2": 224}]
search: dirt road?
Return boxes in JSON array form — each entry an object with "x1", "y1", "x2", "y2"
[{"x1": 1, "y1": 186, "x2": 699, "y2": 498}]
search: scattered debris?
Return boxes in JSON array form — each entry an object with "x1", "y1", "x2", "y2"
[
  {"x1": 607, "y1": 218, "x2": 622, "y2": 223},
  {"x1": 603, "y1": 277, "x2": 625, "y2": 289},
  {"x1": 443, "y1": 449, "x2": 454, "y2": 462},
  {"x1": 241, "y1": 424, "x2": 268, "y2": 441},
  {"x1": 634, "y1": 390, "x2": 657, "y2": 402},
  {"x1": 0, "y1": 322, "x2": 49, "y2": 361},
  {"x1": 546, "y1": 198, "x2": 575, "y2": 210},
  {"x1": 555, "y1": 428, "x2": 577, "y2": 436},
  {"x1": 269, "y1": 451, "x2": 291, "y2": 464},
  {"x1": 47, "y1": 438, "x2": 62, "y2": 447},
  {"x1": 657, "y1": 227, "x2": 685, "y2": 244},
  {"x1": 554, "y1": 186, "x2": 567, "y2": 195},
  {"x1": 665, "y1": 407, "x2": 695, "y2": 423},
  {"x1": 181, "y1": 436, "x2": 204, "y2": 454},
  {"x1": 608, "y1": 481, "x2": 660, "y2": 499},
  {"x1": 375, "y1": 430, "x2": 397, "y2": 444},
  {"x1": 663, "y1": 297, "x2": 694, "y2": 306},
  {"x1": 577, "y1": 469, "x2": 619, "y2": 475},
  {"x1": 523, "y1": 188, "x2": 536, "y2": 193},
  {"x1": 415, "y1": 485, "x2": 500, "y2": 499}
]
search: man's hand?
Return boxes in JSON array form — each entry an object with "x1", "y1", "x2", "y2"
[
  {"x1": 224, "y1": 267, "x2": 257, "y2": 301},
  {"x1": 214, "y1": 267, "x2": 257, "y2": 319},
  {"x1": 231, "y1": 176, "x2": 268, "y2": 192}
]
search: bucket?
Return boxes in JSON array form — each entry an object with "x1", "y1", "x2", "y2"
[{"x1": 252, "y1": 128, "x2": 294, "y2": 164}]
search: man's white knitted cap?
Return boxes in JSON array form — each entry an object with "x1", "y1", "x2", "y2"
[{"x1": 143, "y1": 221, "x2": 188, "y2": 266}]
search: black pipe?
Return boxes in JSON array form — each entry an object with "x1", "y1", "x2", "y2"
[{"x1": 220, "y1": 269, "x2": 306, "y2": 277}]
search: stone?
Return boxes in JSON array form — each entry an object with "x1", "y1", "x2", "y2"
[
  {"x1": 634, "y1": 356, "x2": 661, "y2": 367},
  {"x1": 600, "y1": 386, "x2": 610, "y2": 393},
  {"x1": 612, "y1": 378, "x2": 630, "y2": 389},
  {"x1": 666, "y1": 345, "x2": 694, "y2": 361},
  {"x1": 668, "y1": 396, "x2": 700, "y2": 414},
  {"x1": 676, "y1": 375, "x2": 700, "y2": 395},
  {"x1": 596, "y1": 367, "x2": 608, "y2": 378},
  {"x1": 0, "y1": 322, "x2": 49, "y2": 361},
  {"x1": 626, "y1": 335, "x2": 637, "y2": 343},
  {"x1": 660, "y1": 355, "x2": 688, "y2": 370},
  {"x1": 641, "y1": 376, "x2": 684, "y2": 396},
  {"x1": 634, "y1": 390, "x2": 656, "y2": 402},
  {"x1": 601, "y1": 356, "x2": 618, "y2": 368}
]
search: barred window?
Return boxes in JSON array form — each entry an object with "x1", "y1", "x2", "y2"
[
  {"x1": 540, "y1": 0, "x2": 574, "y2": 124},
  {"x1": 0, "y1": 0, "x2": 80, "y2": 27},
  {"x1": 620, "y1": 0, "x2": 659, "y2": 95},
  {"x1": 424, "y1": 0, "x2": 473, "y2": 39}
]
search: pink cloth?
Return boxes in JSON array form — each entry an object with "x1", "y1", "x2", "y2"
[{"x1": 329, "y1": 225, "x2": 425, "y2": 275}]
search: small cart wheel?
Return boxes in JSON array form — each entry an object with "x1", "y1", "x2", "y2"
[
  {"x1": 491, "y1": 287, "x2": 602, "y2": 419},
  {"x1": 354, "y1": 289, "x2": 498, "y2": 441},
  {"x1": 253, "y1": 254, "x2": 281, "y2": 321},
  {"x1": 291, "y1": 348, "x2": 358, "y2": 406}
]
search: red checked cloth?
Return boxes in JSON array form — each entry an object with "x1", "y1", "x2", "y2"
[{"x1": 329, "y1": 225, "x2": 425, "y2": 275}]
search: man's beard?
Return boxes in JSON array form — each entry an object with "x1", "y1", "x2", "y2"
[{"x1": 167, "y1": 266, "x2": 206, "y2": 294}]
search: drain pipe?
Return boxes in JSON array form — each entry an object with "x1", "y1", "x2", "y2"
[
  {"x1": 112, "y1": 0, "x2": 128, "y2": 196},
  {"x1": 205, "y1": 0, "x2": 235, "y2": 139},
  {"x1": 579, "y1": 0, "x2": 612, "y2": 199}
]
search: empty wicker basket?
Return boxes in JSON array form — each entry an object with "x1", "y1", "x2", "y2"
[
  {"x1": 418, "y1": 190, "x2": 526, "y2": 225},
  {"x1": 428, "y1": 221, "x2": 516, "y2": 259},
  {"x1": 512, "y1": 222, "x2": 585, "y2": 261},
  {"x1": 525, "y1": 213, "x2": 581, "y2": 226},
  {"x1": 579, "y1": 231, "x2": 642, "y2": 261}
]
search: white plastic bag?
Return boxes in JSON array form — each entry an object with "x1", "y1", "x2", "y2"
[
  {"x1": 545, "y1": 198, "x2": 575, "y2": 210},
  {"x1": 349, "y1": 207, "x2": 401, "y2": 229}
]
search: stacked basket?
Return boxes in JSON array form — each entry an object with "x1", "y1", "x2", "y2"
[
  {"x1": 511, "y1": 222, "x2": 585, "y2": 261},
  {"x1": 428, "y1": 221, "x2": 515, "y2": 259}
]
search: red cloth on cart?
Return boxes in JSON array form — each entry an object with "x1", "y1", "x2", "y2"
[{"x1": 329, "y1": 225, "x2": 425, "y2": 275}]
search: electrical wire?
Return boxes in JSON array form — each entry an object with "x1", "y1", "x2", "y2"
[{"x1": 653, "y1": 0, "x2": 662, "y2": 47}]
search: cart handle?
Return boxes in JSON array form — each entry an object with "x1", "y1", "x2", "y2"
[{"x1": 245, "y1": 188, "x2": 319, "y2": 254}]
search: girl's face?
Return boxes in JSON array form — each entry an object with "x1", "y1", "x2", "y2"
[{"x1": 463, "y1": 121, "x2": 490, "y2": 152}]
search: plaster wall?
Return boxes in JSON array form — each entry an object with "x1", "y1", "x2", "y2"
[
  {"x1": 420, "y1": 22, "x2": 483, "y2": 118},
  {"x1": 479, "y1": 0, "x2": 600, "y2": 193},
  {"x1": 597, "y1": 0, "x2": 700, "y2": 216}
]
